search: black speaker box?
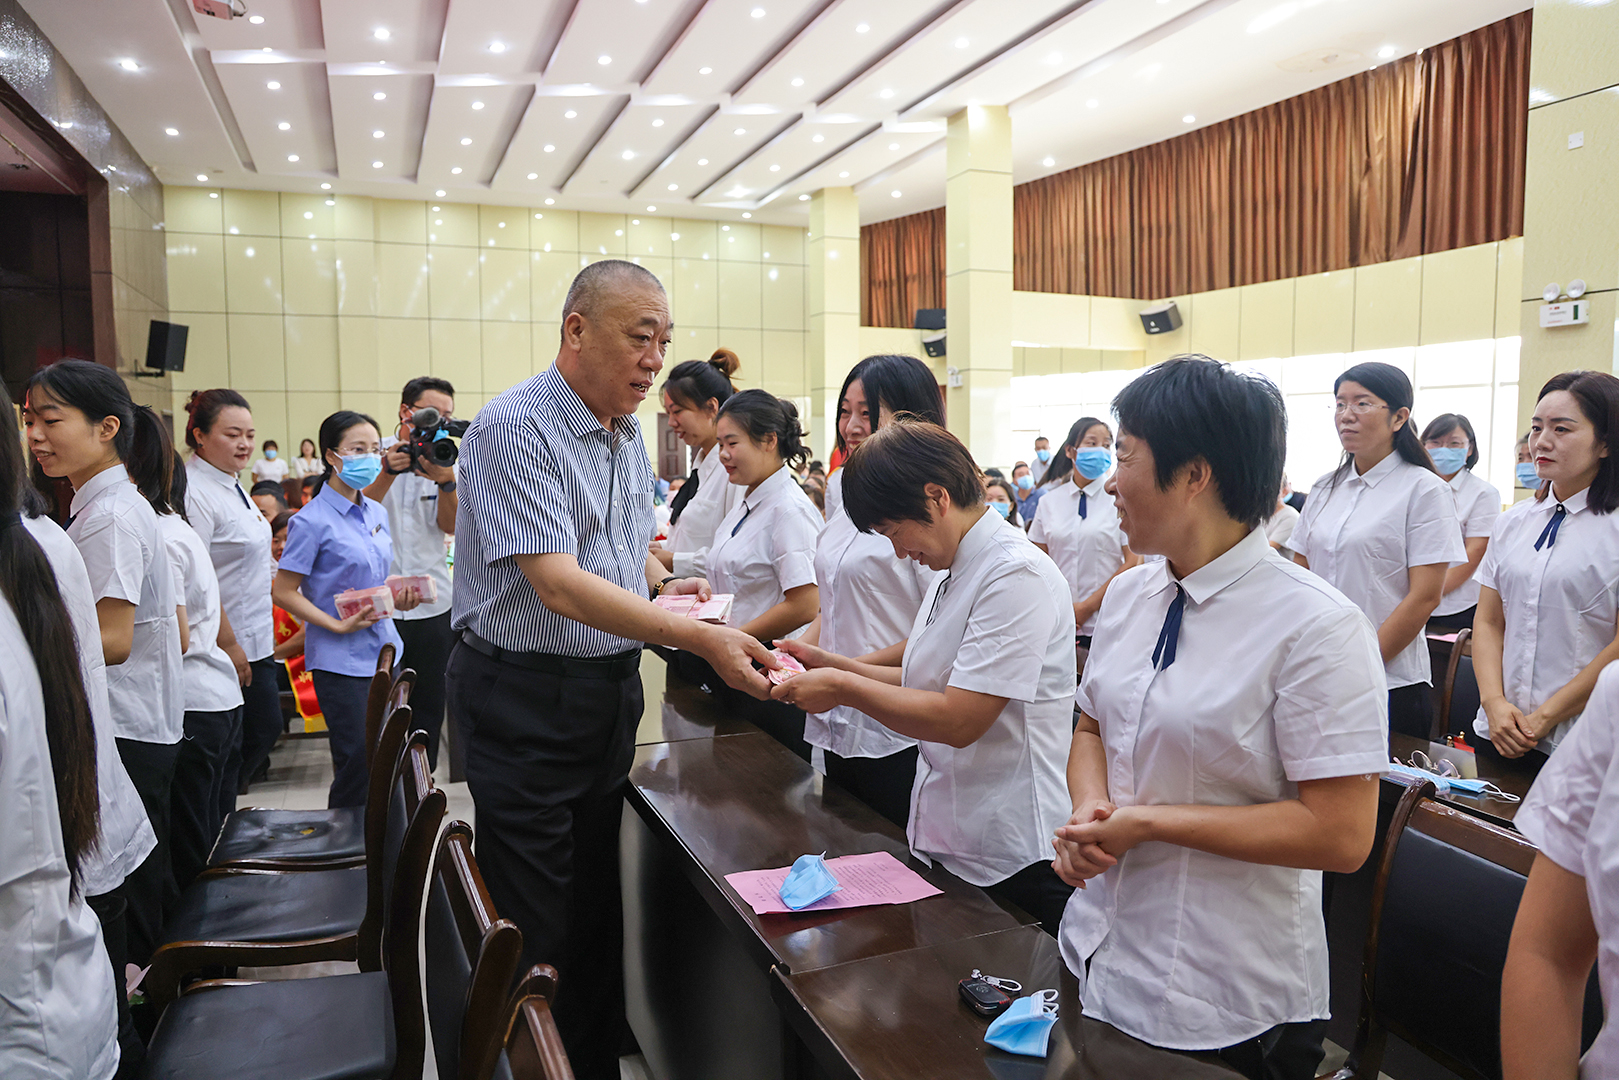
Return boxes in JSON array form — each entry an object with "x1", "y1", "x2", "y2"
[{"x1": 145, "y1": 319, "x2": 188, "y2": 372}]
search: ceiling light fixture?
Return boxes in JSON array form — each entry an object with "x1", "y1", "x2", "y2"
[
  {"x1": 838, "y1": 170, "x2": 849, "y2": 178},
  {"x1": 165, "y1": 127, "x2": 178, "y2": 136},
  {"x1": 652, "y1": 118, "x2": 664, "y2": 127},
  {"x1": 954, "y1": 37, "x2": 968, "y2": 48},
  {"x1": 879, "y1": 88, "x2": 895, "y2": 99},
  {"x1": 435, "y1": 189, "x2": 446, "y2": 196},
  {"x1": 621, "y1": 149, "x2": 635, "y2": 160},
  {"x1": 1182, "y1": 113, "x2": 1195, "y2": 123},
  {"x1": 325, "y1": 198, "x2": 335, "y2": 205},
  {"x1": 543, "y1": 144, "x2": 555, "y2": 152},
  {"x1": 321, "y1": 182, "x2": 331, "y2": 190},
  {"x1": 811, "y1": 133, "x2": 824, "y2": 143},
  {"x1": 855, "y1": 22, "x2": 869, "y2": 33},
  {"x1": 798, "y1": 194, "x2": 809, "y2": 201},
  {"x1": 287, "y1": 154, "x2": 299, "y2": 162},
  {"x1": 791, "y1": 76, "x2": 804, "y2": 87},
  {"x1": 472, "y1": 100, "x2": 484, "y2": 110},
  {"x1": 1378, "y1": 44, "x2": 1397, "y2": 59},
  {"x1": 751, "y1": 6, "x2": 765, "y2": 16},
  {"x1": 699, "y1": 66, "x2": 713, "y2": 75},
  {"x1": 564, "y1": 110, "x2": 577, "y2": 119},
  {"x1": 374, "y1": 91, "x2": 386, "y2": 101},
  {"x1": 373, "y1": 27, "x2": 390, "y2": 40},
  {"x1": 450, "y1": 166, "x2": 463, "y2": 174},
  {"x1": 432, "y1": 206, "x2": 440, "y2": 212},
  {"x1": 372, "y1": 160, "x2": 383, "y2": 168},
  {"x1": 742, "y1": 212, "x2": 752, "y2": 218},
  {"x1": 267, "y1": 80, "x2": 280, "y2": 89},
  {"x1": 303, "y1": 211, "x2": 313, "y2": 219},
  {"x1": 117, "y1": 58, "x2": 139, "y2": 71},
  {"x1": 1042, "y1": 155, "x2": 1055, "y2": 166},
  {"x1": 278, "y1": 121, "x2": 291, "y2": 130},
  {"x1": 597, "y1": 54, "x2": 611, "y2": 65},
  {"x1": 196, "y1": 173, "x2": 209, "y2": 182},
  {"x1": 888, "y1": 142, "x2": 898, "y2": 150},
  {"x1": 1086, "y1": 98, "x2": 1098, "y2": 108},
  {"x1": 489, "y1": 41, "x2": 507, "y2": 53},
  {"x1": 733, "y1": 127, "x2": 746, "y2": 135},
  {"x1": 210, "y1": 192, "x2": 219, "y2": 198},
  {"x1": 376, "y1": 130, "x2": 387, "y2": 138},
  {"x1": 460, "y1": 137, "x2": 472, "y2": 145},
  {"x1": 890, "y1": 190, "x2": 901, "y2": 198},
  {"x1": 248, "y1": 13, "x2": 264, "y2": 23},
  {"x1": 667, "y1": 183, "x2": 678, "y2": 191},
  {"x1": 527, "y1": 172, "x2": 538, "y2": 180},
  {"x1": 545, "y1": 198, "x2": 555, "y2": 205},
  {"x1": 769, "y1": 164, "x2": 780, "y2": 171},
  {"x1": 697, "y1": 158, "x2": 709, "y2": 165},
  {"x1": 647, "y1": 205, "x2": 657, "y2": 212}
]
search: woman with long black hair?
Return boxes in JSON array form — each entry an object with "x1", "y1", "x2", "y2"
[
  {"x1": 1290, "y1": 362, "x2": 1464, "y2": 738},
  {"x1": 1, "y1": 377, "x2": 121, "y2": 1079},
  {"x1": 25, "y1": 359, "x2": 185, "y2": 967},
  {"x1": 651, "y1": 348, "x2": 742, "y2": 579}
]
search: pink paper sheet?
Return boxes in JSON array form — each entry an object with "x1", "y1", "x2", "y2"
[{"x1": 723, "y1": 851, "x2": 944, "y2": 915}]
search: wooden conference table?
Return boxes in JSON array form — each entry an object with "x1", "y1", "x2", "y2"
[{"x1": 624, "y1": 674, "x2": 1236, "y2": 1080}]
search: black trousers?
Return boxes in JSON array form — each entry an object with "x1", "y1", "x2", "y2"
[
  {"x1": 309, "y1": 670, "x2": 372, "y2": 808},
  {"x1": 984, "y1": 859, "x2": 1074, "y2": 937},
  {"x1": 87, "y1": 891, "x2": 143, "y2": 1078},
  {"x1": 238, "y1": 656, "x2": 283, "y2": 792},
  {"x1": 168, "y1": 705, "x2": 242, "y2": 890},
  {"x1": 1388, "y1": 683, "x2": 1435, "y2": 740},
  {"x1": 1203, "y1": 1018, "x2": 1329, "y2": 1080},
  {"x1": 396, "y1": 611, "x2": 453, "y2": 773},
  {"x1": 447, "y1": 640, "x2": 640, "y2": 1080},
  {"x1": 823, "y1": 746, "x2": 918, "y2": 831},
  {"x1": 113, "y1": 737, "x2": 179, "y2": 966}
]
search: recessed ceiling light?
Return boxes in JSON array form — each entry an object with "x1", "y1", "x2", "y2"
[
  {"x1": 435, "y1": 189, "x2": 446, "y2": 197},
  {"x1": 544, "y1": 198, "x2": 555, "y2": 205},
  {"x1": 798, "y1": 193, "x2": 809, "y2": 201},
  {"x1": 375, "y1": 130, "x2": 387, "y2": 139},
  {"x1": 372, "y1": 160, "x2": 383, "y2": 168},
  {"x1": 1086, "y1": 98, "x2": 1099, "y2": 108},
  {"x1": 117, "y1": 58, "x2": 139, "y2": 71},
  {"x1": 209, "y1": 192, "x2": 219, "y2": 198},
  {"x1": 647, "y1": 205, "x2": 657, "y2": 212},
  {"x1": 373, "y1": 92, "x2": 387, "y2": 103},
  {"x1": 564, "y1": 110, "x2": 577, "y2": 119},
  {"x1": 621, "y1": 149, "x2": 635, "y2": 160},
  {"x1": 303, "y1": 211, "x2": 313, "y2": 219},
  {"x1": 460, "y1": 137, "x2": 472, "y2": 145},
  {"x1": 697, "y1": 158, "x2": 709, "y2": 166},
  {"x1": 1042, "y1": 156, "x2": 1055, "y2": 167},
  {"x1": 261, "y1": 46, "x2": 272, "y2": 52},
  {"x1": 164, "y1": 127, "x2": 178, "y2": 136},
  {"x1": 839, "y1": 170, "x2": 849, "y2": 178},
  {"x1": 1182, "y1": 114, "x2": 1195, "y2": 123},
  {"x1": 278, "y1": 121, "x2": 291, "y2": 130},
  {"x1": 248, "y1": 13, "x2": 264, "y2": 23},
  {"x1": 733, "y1": 127, "x2": 746, "y2": 135},
  {"x1": 750, "y1": 7, "x2": 765, "y2": 17},
  {"x1": 667, "y1": 183, "x2": 678, "y2": 191},
  {"x1": 325, "y1": 198, "x2": 335, "y2": 205},
  {"x1": 320, "y1": 182, "x2": 331, "y2": 189},
  {"x1": 527, "y1": 172, "x2": 538, "y2": 180},
  {"x1": 432, "y1": 205, "x2": 441, "y2": 211},
  {"x1": 670, "y1": 231, "x2": 680, "y2": 239},
  {"x1": 597, "y1": 54, "x2": 611, "y2": 65},
  {"x1": 1378, "y1": 44, "x2": 1397, "y2": 59},
  {"x1": 790, "y1": 77, "x2": 804, "y2": 87},
  {"x1": 890, "y1": 190, "x2": 901, "y2": 198},
  {"x1": 1046, "y1": 51, "x2": 1062, "y2": 65},
  {"x1": 472, "y1": 100, "x2": 484, "y2": 110},
  {"x1": 812, "y1": 133, "x2": 824, "y2": 143},
  {"x1": 450, "y1": 166, "x2": 463, "y2": 174},
  {"x1": 652, "y1": 117, "x2": 664, "y2": 128},
  {"x1": 768, "y1": 163, "x2": 780, "y2": 172},
  {"x1": 287, "y1": 154, "x2": 299, "y2": 162},
  {"x1": 954, "y1": 37, "x2": 968, "y2": 48},
  {"x1": 489, "y1": 41, "x2": 507, "y2": 53},
  {"x1": 888, "y1": 142, "x2": 899, "y2": 150},
  {"x1": 855, "y1": 22, "x2": 869, "y2": 33},
  {"x1": 742, "y1": 212, "x2": 751, "y2": 218},
  {"x1": 723, "y1": 225, "x2": 730, "y2": 231},
  {"x1": 879, "y1": 89, "x2": 895, "y2": 99},
  {"x1": 373, "y1": 27, "x2": 390, "y2": 40},
  {"x1": 267, "y1": 80, "x2": 281, "y2": 89},
  {"x1": 543, "y1": 144, "x2": 555, "y2": 152},
  {"x1": 196, "y1": 173, "x2": 209, "y2": 182},
  {"x1": 699, "y1": 66, "x2": 713, "y2": 75}
]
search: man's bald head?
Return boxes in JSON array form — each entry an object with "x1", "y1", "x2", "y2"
[{"x1": 561, "y1": 259, "x2": 666, "y2": 327}]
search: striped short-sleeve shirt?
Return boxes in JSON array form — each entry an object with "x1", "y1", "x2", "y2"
[{"x1": 451, "y1": 364, "x2": 655, "y2": 657}]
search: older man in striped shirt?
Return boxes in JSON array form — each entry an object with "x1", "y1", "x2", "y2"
[{"x1": 448, "y1": 259, "x2": 774, "y2": 1080}]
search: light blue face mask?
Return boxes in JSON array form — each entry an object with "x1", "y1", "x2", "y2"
[
  {"x1": 1035, "y1": 448, "x2": 1051, "y2": 463},
  {"x1": 264, "y1": 448, "x2": 278, "y2": 460},
  {"x1": 1387, "y1": 761, "x2": 1521, "y2": 802},
  {"x1": 1427, "y1": 447, "x2": 1466, "y2": 475},
  {"x1": 985, "y1": 989, "x2": 1058, "y2": 1057},
  {"x1": 338, "y1": 452, "x2": 383, "y2": 490},
  {"x1": 1516, "y1": 461, "x2": 1540, "y2": 488},
  {"x1": 1015, "y1": 474, "x2": 1034, "y2": 492},
  {"x1": 1072, "y1": 447, "x2": 1113, "y2": 480},
  {"x1": 779, "y1": 853, "x2": 841, "y2": 910},
  {"x1": 990, "y1": 501, "x2": 1013, "y2": 519}
]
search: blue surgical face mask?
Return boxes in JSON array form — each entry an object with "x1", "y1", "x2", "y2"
[
  {"x1": 1427, "y1": 446, "x2": 1466, "y2": 475},
  {"x1": 1015, "y1": 474, "x2": 1034, "y2": 492},
  {"x1": 1072, "y1": 447, "x2": 1113, "y2": 480},
  {"x1": 990, "y1": 501, "x2": 1012, "y2": 519},
  {"x1": 985, "y1": 990, "x2": 1058, "y2": 1058},
  {"x1": 779, "y1": 853, "x2": 841, "y2": 910},
  {"x1": 265, "y1": 448, "x2": 277, "y2": 460},
  {"x1": 1516, "y1": 461, "x2": 1540, "y2": 488},
  {"x1": 337, "y1": 452, "x2": 383, "y2": 490},
  {"x1": 1035, "y1": 448, "x2": 1051, "y2": 463}
]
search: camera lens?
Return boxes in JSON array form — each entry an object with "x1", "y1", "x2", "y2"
[{"x1": 429, "y1": 439, "x2": 458, "y2": 467}]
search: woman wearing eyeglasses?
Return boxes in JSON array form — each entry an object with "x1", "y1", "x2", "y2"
[{"x1": 1289, "y1": 362, "x2": 1463, "y2": 738}]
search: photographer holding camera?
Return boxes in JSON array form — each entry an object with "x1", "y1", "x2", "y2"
[{"x1": 364, "y1": 376, "x2": 461, "y2": 771}]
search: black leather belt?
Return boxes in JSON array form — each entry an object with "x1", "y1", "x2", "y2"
[{"x1": 458, "y1": 631, "x2": 641, "y2": 680}]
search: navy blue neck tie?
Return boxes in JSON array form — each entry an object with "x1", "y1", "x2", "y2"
[
  {"x1": 730, "y1": 505, "x2": 752, "y2": 537},
  {"x1": 235, "y1": 483, "x2": 252, "y2": 510},
  {"x1": 1534, "y1": 504, "x2": 1566, "y2": 551},
  {"x1": 926, "y1": 572, "x2": 952, "y2": 625},
  {"x1": 1077, "y1": 490, "x2": 1088, "y2": 520},
  {"x1": 63, "y1": 512, "x2": 77, "y2": 529},
  {"x1": 1152, "y1": 584, "x2": 1186, "y2": 671}
]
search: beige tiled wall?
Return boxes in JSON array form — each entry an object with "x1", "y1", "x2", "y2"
[{"x1": 163, "y1": 186, "x2": 808, "y2": 459}]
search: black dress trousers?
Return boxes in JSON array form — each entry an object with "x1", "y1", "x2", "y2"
[{"x1": 446, "y1": 640, "x2": 641, "y2": 1080}]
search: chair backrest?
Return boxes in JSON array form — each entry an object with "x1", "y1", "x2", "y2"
[
  {"x1": 363, "y1": 643, "x2": 399, "y2": 752},
  {"x1": 502, "y1": 966, "x2": 574, "y2": 1080},
  {"x1": 378, "y1": 735, "x2": 446, "y2": 1080},
  {"x1": 1437, "y1": 628, "x2": 1479, "y2": 740},
  {"x1": 359, "y1": 711, "x2": 423, "y2": 968},
  {"x1": 1350, "y1": 781, "x2": 1603, "y2": 1080},
  {"x1": 426, "y1": 822, "x2": 524, "y2": 1080}
]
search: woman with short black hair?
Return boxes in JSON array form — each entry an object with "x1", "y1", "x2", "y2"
[
  {"x1": 1055, "y1": 357, "x2": 1387, "y2": 1080},
  {"x1": 1420, "y1": 412, "x2": 1500, "y2": 631},
  {"x1": 1473, "y1": 370, "x2": 1619, "y2": 761},
  {"x1": 1289, "y1": 361, "x2": 1463, "y2": 738},
  {"x1": 772, "y1": 419, "x2": 1076, "y2": 933}
]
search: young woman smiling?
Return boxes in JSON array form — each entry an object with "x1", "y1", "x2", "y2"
[
  {"x1": 25, "y1": 359, "x2": 185, "y2": 968},
  {"x1": 1472, "y1": 370, "x2": 1619, "y2": 761},
  {"x1": 651, "y1": 349, "x2": 741, "y2": 579},
  {"x1": 1290, "y1": 362, "x2": 1463, "y2": 738}
]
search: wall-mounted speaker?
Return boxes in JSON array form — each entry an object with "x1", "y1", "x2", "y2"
[
  {"x1": 1138, "y1": 301, "x2": 1183, "y2": 335},
  {"x1": 145, "y1": 320, "x2": 188, "y2": 372}
]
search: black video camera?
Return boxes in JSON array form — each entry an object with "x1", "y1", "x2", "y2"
[{"x1": 405, "y1": 406, "x2": 469, "y2": 468}]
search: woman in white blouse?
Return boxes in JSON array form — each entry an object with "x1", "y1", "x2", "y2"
[
  {"x1": 250, "y1": 439, "x2": 288, "y2": 485},
  {"x1": 801, "y1": 354, "x2": 944, "y2": 828},
  {"x1": 1029, "y1": 416, "x2": 1138, "y2": 647},
  {"x1": 1473, "y1": 370, "x2": 1619, "y2": 762},
  {"x1": 292, "y1": 438, "x2": 321, "y2": 479},
  {"x1": 772, "y1": 420, "x2": 1075, "y2": 933},
  {"x1": 1420, "y1": 412, "x2": 1501, "y2": 631},
  {"x1": 705, "y1": 390, "x2": 822, "y2": 759},
  {"x1": 25, "y1": 360, "x2": 186, "y2": 970},
  {"x1": 1501, "y1": 662, "x2": 1619, "y2": 1078},
  {"x1": 1290, "y1": 362, "x2": 1463, "y2": 738},
  {"x1": 651, "y1": 349, "x2": 742, "y2": 580}
]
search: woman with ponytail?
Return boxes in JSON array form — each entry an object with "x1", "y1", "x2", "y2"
[
  {"x1": 273, "y1": 411, "x2": 418, "y2": 808},
  {"x1": 25, "y1": 359, "x2": 185, "y2": 968},
  {"x1": 1290, "y1": 361, "x2": 1464, "y2": 737},
  {"x1": 651, "y1": 348, "x2": 742, "y2": 579}
]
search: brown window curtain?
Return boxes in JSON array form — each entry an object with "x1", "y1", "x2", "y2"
[
  {"x1": 857, "y1": 10, "x2": 1528, "y2": 309},
  {"x1": 860, "y1": 207, "x2": 945, "y2": 328}
]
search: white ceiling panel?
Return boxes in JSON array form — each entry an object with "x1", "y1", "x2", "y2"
[
  {"x1": 640, "y1": 0, "x2": 827, "y2": 98},
  {"x1": 490, "y1": 92, "x2": 629, "y2": 193},
  {"x1": 565, "y1": 100, "x2": 714, "y2": 197},
  {"x1": 216, "y1": 60, "x2": 335, "y2": 177},
  {"x1": 191, "y1": 0, "x2": 325, "y2": 53},
  {"x1": 545, "y1": 0, "x2": 701, "y2": 85},
  {"x1": 327, "y1": 73, "x2": 433, "y2": 182},
  {"x1": 730, "y1": 0, "x2": 944, "y2": 110},
  {"x1": 437, "y1": 0, "x2": 570, "y2": 77},
  {"x1": 416, "y1": 83, "x2": 534, "y2": 188},
  {"x1": 319, "y1": 0, "x2": 448, "y2": 65}
]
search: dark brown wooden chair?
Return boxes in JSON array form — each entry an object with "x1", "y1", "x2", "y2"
[
  {"x1": 141, "y1": 739, "x2": 446, "y2": 1080},
  {"x1": 425, "y1": 822, "x2": 524, "y2": 1080},
  {"x1": 1432, "y1": 627, "x2": 1477, "y2": 742},
  {"x1": 1328, "y1": 781, "x2": 1603, "y2": 1080},
  {"x1": 146, "y1": 724, "x2": 436, "y2": 1010},
  {"x1": 206, "y1": 662, "x2": 414, "y2": 872},
  {"x1": 503, "y1": 966, "x2": 575, "y2": 1080}
]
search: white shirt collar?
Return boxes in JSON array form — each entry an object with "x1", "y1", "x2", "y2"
[
  {"x1": 1347, "y1": 451, "x2": 1403, "y2": 488},
  {"x1": 741, "y1": 464, "x2": 798, "y2": 512},
  {"x1": 1541, "y1": 485, "x2": 1592, "y2": 516},
  {"x1": 190, "y1": 453, "x2": 243, "y2": 487},
  {"x1": 948, "y1": 506, "x2": 1003, "y2": 573},
  {"x1": 1138, "y1": 525, "x2": 1273, "y2": 607},
  {"x1": 69, "y1": 463, "x2": 131, "y2": 517},
  {"x1": 1079, "y1": 473, "x2": 1109, "y2": 497},
  {"x1": 1446, "y1": 468, "x2": 1472, "y2": 493}
]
